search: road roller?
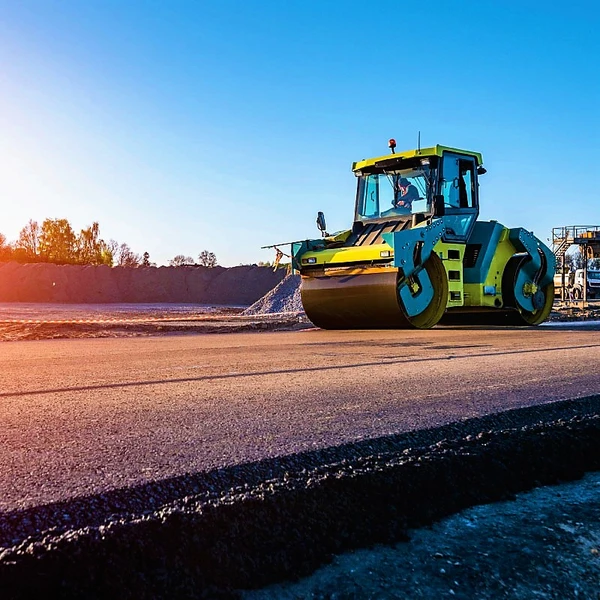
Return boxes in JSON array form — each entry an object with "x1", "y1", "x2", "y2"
[{"x1": 287, "y1": 141, "x2": 555, "y2": 329}]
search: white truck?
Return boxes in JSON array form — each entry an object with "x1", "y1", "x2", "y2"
[{"x1": 554, "y1": 268, "x2": 600, "y2": 300}]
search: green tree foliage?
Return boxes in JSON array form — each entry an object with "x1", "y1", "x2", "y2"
[
  {"x1": 2, "y1": 219, "x2": 127, "y2": 266},
  {"x1": 142, "y1": 251, "x2": 151, "y2": 267},
  {"x1": 0, "y1": 233, "x2": 12, "y2": 261},
  {"x1": 198, "y1": 250, "x2": 218, "y2": 268},
  {"x1": 1, "y1": 218, "x2": 145, "y2": 267},
  {"x1": 38, "y1": 218, "x2": 78, "y2": 264},
  {"x1": 77, "y1": 222, "x2": 112, "y2": 266},
  {"x1": 169, "y1": 254, "x2": 195, "y2": 266}
]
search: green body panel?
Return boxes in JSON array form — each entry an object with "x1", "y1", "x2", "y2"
[
  {"x1": 381, "y1": 220, "x2": 445, "y2": 316},
  {"x1": 436, "y1": 242, "x2": 466, "y2": 307},
  {"x1": 463, "y1": 221, "x2": 506, "y2": 284},
  {"x1": 461, "y1": 223, "x2": 515, "y2": 308}
]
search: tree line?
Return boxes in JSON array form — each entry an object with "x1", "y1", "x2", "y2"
[
  {"x1": 0, "y1": 218, "x2": 219, "y2": 268},
  {"x1": 168, "y1": 251, "x2": 218, "y2": 268},
  {"x1": 0, "y1": 219, "x2": 147, "y2": 267}
]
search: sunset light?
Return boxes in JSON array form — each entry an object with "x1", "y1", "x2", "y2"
[{"x1": 1, "y1": 2, "x2": 599, "y2": 597}]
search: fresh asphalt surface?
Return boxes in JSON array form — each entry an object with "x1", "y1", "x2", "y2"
[{"x1": 1, "y1": 325, "x2": 600, "y2": 512}]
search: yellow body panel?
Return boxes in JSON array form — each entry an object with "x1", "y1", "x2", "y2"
[
  {"x1": 300, "y1": 243, "x2": 393, "y2": 266},
  {"x1": 324, "y1": 230, "x2": 352, "y2": 243},
  {"x1": 483, "y1": 228, "x2": 517, "y2": 307},
  {"x1": 352, "y1": 145, "x2": 483, "y2": 172},
  {"x1": 301, "y1": 265, "x2": 395, "y2": 278}
]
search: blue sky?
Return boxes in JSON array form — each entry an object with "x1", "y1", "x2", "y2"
[{"x1": 1, "y1": 1, "x2": 599, "y2": 266}]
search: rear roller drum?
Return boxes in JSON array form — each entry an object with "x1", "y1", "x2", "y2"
[{"x1": 502, "y1": 255, "x2": 554, "y2": 326}]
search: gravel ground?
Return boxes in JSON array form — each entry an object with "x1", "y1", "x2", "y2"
[
  {"x1": 549, "y1": 301, "x2": 600, "y2": 322},
  {"x1": 0, "y1": 299, "x2": 597, "y2": 345},
  {"x1": 0, "y1": 303, "x2": 244, "y2": 320},
  {"x1": 0, "y1": 294, "x2": 597, "y2": 343},
  {"x1": 0, "y1": 302, "x2": 309, "y2": 341},
  {"x1": 244, "y1": 471, "x2": 600, "y2": 600}
]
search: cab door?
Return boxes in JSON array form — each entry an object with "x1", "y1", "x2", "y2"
[{"x1": 439, "y1": 152, "x2": 479, "y2": 242}]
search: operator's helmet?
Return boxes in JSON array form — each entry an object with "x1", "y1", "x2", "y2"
[{"x1": 399, "y1": 178, "x2": 410, "y2": 187}]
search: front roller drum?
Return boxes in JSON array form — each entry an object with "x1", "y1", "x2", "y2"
[{"x1": 300, "y1": 254, "x2": 448, "y2": 330}]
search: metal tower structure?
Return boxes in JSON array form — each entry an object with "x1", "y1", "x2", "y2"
[{"x1": 552, "y1": 225, "x2": 600, "y2": 302}]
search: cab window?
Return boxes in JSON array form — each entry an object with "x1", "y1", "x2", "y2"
[
  {"x1": 439, "y1": 153, "x2": 478, "y2": 241},
  {"x1": 440, "y1": 154, "x2": 476, "y2": 210}
]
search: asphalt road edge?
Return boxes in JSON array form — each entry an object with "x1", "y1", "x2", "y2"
[{"x1": 2, "y1": 395, "x2": 600, "y2": 599}]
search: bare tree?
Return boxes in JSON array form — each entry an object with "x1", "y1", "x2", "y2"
[
  {"x1": 106, "y1": 240, "x2": 119, "y2": 264},
  {"x1": 116, "y1": 243, "x2": 141, "y2": 267},
  {"x1": 198, "y1": 250, "x2": 218, "y2": 268},
  {"x1": 169, "y1": 254, "x2": 195, "y2": 267},
  {"x1": 565, "y1": 248, "x2": 585, "y2": 271},
  {"x1": 15, "y1": 219, "x2": 40, "y2": 261}
]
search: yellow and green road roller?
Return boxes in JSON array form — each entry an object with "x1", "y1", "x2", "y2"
[{"x1": 289, "y1": 141, "x2": 555, "y2": 329}]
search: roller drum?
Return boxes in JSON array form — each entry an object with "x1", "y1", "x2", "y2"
[{"x1": 301, "y1": 254, "x2": 448, "y2": 330}]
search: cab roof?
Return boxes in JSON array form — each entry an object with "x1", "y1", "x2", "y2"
[{"x1": 352, "y1": 144, "x2": 484, "y2": 171}]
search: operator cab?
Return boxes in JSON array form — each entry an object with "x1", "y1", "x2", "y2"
[{"x1": 352, "y1": 145, "x2": 485, "y2": 242}]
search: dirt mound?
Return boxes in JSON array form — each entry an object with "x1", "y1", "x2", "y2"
[
  {"x1": 0, "y1": 262, "x2": 285, "y2": 305},
  {"x1": 243, "y1": 273, "x2": 304, "y2": 315}
]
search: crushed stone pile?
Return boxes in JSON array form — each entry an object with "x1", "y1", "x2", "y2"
[{"x1": 243, "y1": 274, "x2": 304, "y2": 315}]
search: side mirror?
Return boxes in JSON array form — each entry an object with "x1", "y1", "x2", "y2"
[
  {"x1": 477, "y1": 166, "x2": 487, "y2": 175},
  {"x1": 316, "y1": 211, "x2": 328, "y2": 236},
  {"x1": 433, "y1": 195, "x2": 445, "y2": 217}
]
